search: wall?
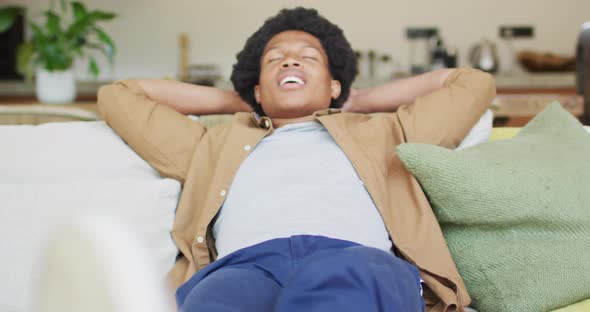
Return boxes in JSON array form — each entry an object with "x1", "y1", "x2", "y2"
[{"x1": 5, "y1": 0, "x2": 590, "y2": 81}]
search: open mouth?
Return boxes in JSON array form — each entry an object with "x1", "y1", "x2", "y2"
[
  {"x1": 280, "y1": 76, "x2": 305, "y2": 86},
  {"x1": 278, "y1": 71, "x2": 306, "y2": 90}
]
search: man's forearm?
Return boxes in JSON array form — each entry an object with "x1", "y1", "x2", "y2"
[
  {"x1": 346, "y1": 69, "x2": 455, "y2": 113},
  {"x1": 135, "y1": 79, "x2": 252, "y2": 115}
]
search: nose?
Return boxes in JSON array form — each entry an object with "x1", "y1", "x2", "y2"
[{"x1": 281, "y1": 57, "x2": 301, "y2": 68}]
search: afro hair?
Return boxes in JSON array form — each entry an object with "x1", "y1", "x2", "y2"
[{"x1": 230, "y1": 7, "x2": 358, "y2": 116}]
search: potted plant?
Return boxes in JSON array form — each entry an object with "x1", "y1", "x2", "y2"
[{"x1": 0, "y1": 0, "x2": 116, "y2": 104}]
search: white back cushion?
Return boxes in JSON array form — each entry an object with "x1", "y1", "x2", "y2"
[
  {"x1": 1, "y1": 121, "x2": 159, "y2": 182},
  {"x1": 457, "y1": 109, "x2": 494, "y2": 150},
  {"x1": 0, "y1": 121, "x2": 180, "y2": 312}
]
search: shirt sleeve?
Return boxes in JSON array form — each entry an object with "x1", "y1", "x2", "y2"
[
  {"x1": 97, "y1": 79, "x2": 206, "y2": 184},
  {"x1": 396, "y1": 68, "x2": 496, "y2": 148}
]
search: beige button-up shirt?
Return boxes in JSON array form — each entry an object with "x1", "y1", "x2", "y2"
[{"x1": 98, "y1": 68, "x2": 496, "y2": 312}]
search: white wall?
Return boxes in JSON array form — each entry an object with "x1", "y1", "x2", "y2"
[{"x1": 7, "y1": 0, "x2": 590, "y2": 81}]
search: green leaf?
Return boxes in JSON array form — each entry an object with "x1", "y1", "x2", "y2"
[
  {"x1": 20, "y1": 2, "x2": 116, "y2": 77},
  {"x1": 0, "y1": 6, "x2": 24, "y2": 33},
  {"x1": 16, "y1": 42, "x2": 35, "y2": 80},
  {"x1": 67, "y1": 33, "x2": 85, "y2": 53},
  {"x1": 35, "y1": 34, "x2": 73, "y2": 71},
  {"x1": 30, "y1": 22, "x2": 48, "y2": 44},
  {"x1": 85, "y1": 43, "x2": 109, "y2": 62},
  {"x1": 93, "y1": 27, "x2": 115, "y2": 63},
  {"x1": 66, "y1": 15, "x2": 91, "y2": 37},
  {"x1": 88, "y1": 10, "x2": 116, "y2": 21},
  {"x1": 65, "y1": 9, "x2": 116, "y2": 41},
  {"x1": 71, "y1": 1, "x2": 87, "y2": 21},
  {"x1": 44, "y1": 11, "x2": 61, "y2": 35},
  {"x1": 88, "y1": 56, "x2": 99, "y2": 78}
]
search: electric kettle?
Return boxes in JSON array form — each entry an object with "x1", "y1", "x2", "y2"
[{"x1": 469, "y1": 39, "x2": 499, "y2": 73}]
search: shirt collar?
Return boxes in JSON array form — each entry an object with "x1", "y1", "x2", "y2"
[
  {"x1": 313, "y1": 108, "x2": 342, "y2": 117},
  {"x1": 249, "y1": 108, "x2": 342, "y2": 129},
  {"x1": 250, "y1": 112, "x2": 272, "y2": 130}
]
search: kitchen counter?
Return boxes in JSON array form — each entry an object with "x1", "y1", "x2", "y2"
[
  {"x1": 0, "y1": 71, "x2": 577, "y2": 98},
  {"x1": 353, "y1": 71, "x2": 577, "y2": 90},
  {"x1": 493, "y1": 72, "x2": 576, "y2": 89},
  {"x1": 352, "y1": 71, "x2": 577, "y2": 91}
]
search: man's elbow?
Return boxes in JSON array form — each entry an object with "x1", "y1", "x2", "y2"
[
  {"x1": 97, "y1": 80, "x2": 137, "y2": 117},
  {"x1": 97, "y1": 84, "x2": 117, "y2": 119},
  {"x1": 476, "y1": 70, "x2": 497, "y2": 107},
  {"x1": 97, "y1": 84, "x2": 116, "y2": 102}
]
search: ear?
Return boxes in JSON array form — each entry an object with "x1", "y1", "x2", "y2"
[
  {"x1": 330, "y1": 80, "x2": 341, "y2": 100},
  {"x1": 254, "y1": 85, "x2": 261, "y2": 104}
]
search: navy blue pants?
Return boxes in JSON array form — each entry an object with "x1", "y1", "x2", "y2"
[{"x1": 176, "y1": 235, "x2": 424, "y2": 312}]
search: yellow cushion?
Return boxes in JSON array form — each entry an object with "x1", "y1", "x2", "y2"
[
  {"x1": 552, "y1": 299, "x2": 590, "y2": 312},
  {"x1": 489, "y1": 127, "x2": 521, "y2": 141},
  {"x1": 491, "y1": 126, "x2": 590, "y2": 141}
]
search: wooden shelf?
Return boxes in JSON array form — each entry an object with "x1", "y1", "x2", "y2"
[{"x1": 0, "y1": 94, "x2": 97, "y2": 103}]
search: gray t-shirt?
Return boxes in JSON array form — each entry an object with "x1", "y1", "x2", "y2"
[{"x1": 213, "y1": 121, "x2": 393, "y2": 259}]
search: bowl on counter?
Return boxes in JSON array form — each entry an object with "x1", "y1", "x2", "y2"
[{"x1": 517, "y1": 50, "x2": 576, "y2": 72}]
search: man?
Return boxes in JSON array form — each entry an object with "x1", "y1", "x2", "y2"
[{"x1": 98, "y1": 7, "x2": 495, "y2": 312}]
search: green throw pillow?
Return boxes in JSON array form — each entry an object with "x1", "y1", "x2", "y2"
[{"x1": 396, "y1": 103, "x2": 590, "y2": 312}]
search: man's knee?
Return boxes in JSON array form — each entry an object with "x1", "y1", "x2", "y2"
[{"x1": 182, "y1": 267, "x2": 281, "y2": 311}]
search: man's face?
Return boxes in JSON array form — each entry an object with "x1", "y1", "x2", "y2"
[{"x1": 255, "y1": 30, "x2": 341, "y2": 119}]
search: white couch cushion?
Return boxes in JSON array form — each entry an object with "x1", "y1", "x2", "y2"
[
  {"x1": 0, "y1": 121, "x2": 181, "y2": 312},
  {"x1": 1, "y1": 121, "x2": 160, "y2": 182},
  {"x1": 457, "y1": 109, "x2": 493, "y2": 150}
]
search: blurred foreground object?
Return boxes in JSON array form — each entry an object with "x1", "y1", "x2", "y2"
[{"x1": 36, "y1": 213, "x2": 174, "y2": 312}]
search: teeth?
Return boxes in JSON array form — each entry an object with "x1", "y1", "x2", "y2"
[{"x1": 280, "y1": 76, "x2": 305, "y2": 86}]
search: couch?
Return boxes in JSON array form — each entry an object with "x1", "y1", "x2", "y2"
[{"x1": 0, "y1": 105, "x2": 588, "y2": 312}]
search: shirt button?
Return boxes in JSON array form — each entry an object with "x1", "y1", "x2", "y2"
[
  {"x1": 196, "y1": 236, "x2": 204, "y2": 244},
  {"x1": 220, "y1": 189, "x2": 227, "y2": 196},
  {"x1": 244, "y1": 145, "x2": 251, "y2": 151}
]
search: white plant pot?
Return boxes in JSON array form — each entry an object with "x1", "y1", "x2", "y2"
[{"x1": 35, "y1": 68, "x2": 76, "y2": 104}]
